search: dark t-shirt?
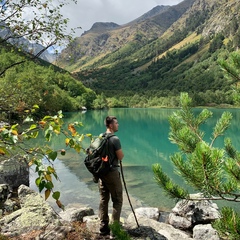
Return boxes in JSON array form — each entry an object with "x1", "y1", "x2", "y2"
[{"x1": 107, "y1": 134, "x2": 121, "y2": 168}]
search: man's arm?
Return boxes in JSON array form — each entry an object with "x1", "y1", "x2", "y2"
[{"x1": 116, "y1": 149, "x2": 124, "y2": 161}]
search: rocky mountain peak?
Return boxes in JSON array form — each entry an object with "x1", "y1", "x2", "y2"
[{"x1": 82, "y1": 22, "x2": 120, "y2": 35}]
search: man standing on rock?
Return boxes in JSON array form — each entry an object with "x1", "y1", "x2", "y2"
[{"x1": 98, "y1": 116, "x2": 124, "y2": 237}]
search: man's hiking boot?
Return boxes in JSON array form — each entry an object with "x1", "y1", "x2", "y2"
[{"x1": 99, "y1": 225, "x2": 110, "y2": 236}]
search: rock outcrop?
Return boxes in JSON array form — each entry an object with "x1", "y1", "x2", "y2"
[
  {"x1": 168, "y1": 194, "x2": 220, "y2": 230},
  {"x1": 0, "y1": 155, "x2": 29, "y2": 189}
]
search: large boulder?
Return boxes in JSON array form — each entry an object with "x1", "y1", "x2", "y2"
[
  {"x1": 0, "y1": 185, "x2": 62, "y2": 237},
  {"x1": 0, "y1": 155, "x2": 29, "y2": 188},
  {"x1": 59, "y1": 203, "x2": 94, "y2": 222},
  {"x1": 168, "y1": 194, "x2": 220, "y2": 230},
  {"x1": 193, "y1": 224, "x2": 220, "y2": 240}
]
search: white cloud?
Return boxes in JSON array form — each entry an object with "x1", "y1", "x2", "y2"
[{"x1": 61, "y1": 0, "x2": 183, "y2": 37}]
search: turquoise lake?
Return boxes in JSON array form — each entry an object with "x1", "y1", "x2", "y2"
[{"x1": 29, "y1": 108, "x2": 240, "y2": 216}]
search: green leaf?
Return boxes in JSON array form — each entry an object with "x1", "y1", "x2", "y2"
[
  {"x1": 39, "y1": 180, "x2": 46, "y2": 192},
  {"x1": 29, "y1": 124, "x2": 37, "y2": 130},
  {"x1": 11, "y1": 135, "x2": 18, "y2": 144},
  {"x1": 45, "y1": 132, "x2": 51, "y2": 141},
  {"x1": 74, "y1": 144, "x2": 81, "y2": 153},
  {"x1": 32, "y1": 104, "x2": 39, "y2": 109},
  {"x1": 45, "y1": 181, "x2": 54, "y2": 190},
  {"x1": 35, "y1": 177, "x2": 41, "y2": 186},
  {"x1": 52, "y1": 191, "x2": 60, "y2": 200},
  {"x1": 42, "y1": 116, "x2": 53, "y2": 121},
  {"x1": 48, "y1": 151, "x2": 57, "y2": 161},
  {"x1": 78, "y1": 134, "x2": 84, "y2": 142},
  {"x1": 69, "y1": 138, "x2": 75, "y2": 147},
  {"x1": 47, "y1": 166, "x2": 55, "y2": 173}
]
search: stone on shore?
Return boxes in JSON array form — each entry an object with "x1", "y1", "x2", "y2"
[
  {"x1": 193, "y1": 224, "x2": 220, "y2": 240},
  {"x1": 168, "y1": 193, "x2": 220, "y2": 230},
  {"x1": 0, "y1": 155, "x2": 29, "y2": 189},
  {"x1": 0, "y1": 185, "x2": 62, "y2": 237},
  {"x1": 126, "y1": 207, "x2": 193, "y2": 240}
]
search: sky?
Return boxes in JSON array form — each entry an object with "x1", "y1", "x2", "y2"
[{"x1": 62, "y1": 0, "x2": 183, "y2": 37}]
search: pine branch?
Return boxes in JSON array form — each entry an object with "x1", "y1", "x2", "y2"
[{"x1": 152, "y1": 163, "x2": 189, "y2": 200}]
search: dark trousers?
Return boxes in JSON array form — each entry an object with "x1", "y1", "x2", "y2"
[{"x1": 98, "y1": 169, "x2": 123, "y2": 228}]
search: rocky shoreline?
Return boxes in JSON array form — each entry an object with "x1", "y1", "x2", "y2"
[
  {"x1": 0, "y1": 157, "x2": 221, "y2": 239},
  {"x1": 0, "y1": 184, "x2": 221, "y2": 240}
]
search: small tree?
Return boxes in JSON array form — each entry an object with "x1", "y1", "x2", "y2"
[
  {"x1": 0, "y1": 0, "x2": 78, "y2": 76},
  {"x1": 152, "y1": 92, "x2": 240, "y2": 238}
]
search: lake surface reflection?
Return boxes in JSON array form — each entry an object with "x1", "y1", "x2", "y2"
[{"x1": 30, "y1": 108, "x2": 240, "y2": 215}]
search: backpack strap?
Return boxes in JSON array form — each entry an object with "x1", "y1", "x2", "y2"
[{"x1": 104, "y1": 133, "x2": 115, "y2": 167}]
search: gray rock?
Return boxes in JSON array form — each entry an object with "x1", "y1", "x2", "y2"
[
  {"x1": 0, "y1": 155, "x2": 29, "y2": 188},
  {"x1": 126, "y1": 210, "x2": 193, "y2": 240},
  {"x1": 36, "y1": 225, "x2": 74, "y2": 240},
  {"x1": 1, "y1": 198, "x2": 19, "y2": 213},
  {"x1": 0, "y1": 185, "x2": 62, "y2": 237},
  {"x1": 0, "y1": 184, "x2": 10, "y2": 206},
  {"x1": 0, "y1": 187, "x2": 221, "y2": 240},
  {"x1": 83, "y1": 215, "x2": 100, "y2": 235},
  {"x1": 134, "y1": 207, "x2": 160, "y2": 221},
  {"x1": 193, "y1": 224, "x2": 220, "y2": 240},
  {"x1": 169, "y1": 195, "x2": 220, "y2": 230},
  {"x1": 83, "y1": 209, "x2": 191, "y2": 240},
  {"x1": 59, "y1": 206, "x2": 94, "y2": 222},
  {"x1": 168, "y1": 213, "x2": 192, "y2": 229}
]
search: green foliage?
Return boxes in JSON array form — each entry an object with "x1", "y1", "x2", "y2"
[
  {"x1": 213, "y1": 207, "x2": 240, "y2": 240},
  {"x1": 152, "y1": 164, "x2": 189, "y2": 199},
  {"x1": 0, "y1": 107, "x2": 92, "y2": 209},
  {"x1": 110, "y1": 222, "x2": 131, "y2": 240},
  {"x1": 92, "y1": 93, "x2": 108, "y2": 109},
  {"x1": 153, "y1": 92, "x2": 240, "y2": 238},
  {"x1": 218, "y1": 51, "x2": 240, "y2": 106},
  {"x1": 0, "y1": 0, "x2": 79, "y2": 63},
  {"x1": 209, "y1": 33, "x2": 225, "y2": 53},
  {"x1": 57, "y1": 2, "x2": 240, "y2": 108},
  {"x1": 153, "y1": 92, "x2": 240, "y2": 202},
  {"x1": 0, "y1": 0, "x2": 97, "y2": 121},
  {"x1": 77, "y1": 45, "x2": 232, "y2": 107},
  {"x1": 0, "y1": 49, "x2": 95, "y2": 122}
]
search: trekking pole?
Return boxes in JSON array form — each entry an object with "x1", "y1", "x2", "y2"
[{"x1": 120, "y1": 161, "x2": 140, "y2": 228}]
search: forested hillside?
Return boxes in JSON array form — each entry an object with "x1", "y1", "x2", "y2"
[
  {"x1": 0, "y1": 0, "x2": 100, "y2": 123},
  {"x1": 0, "y1": 45, "x2": 96, "y2": 121},
  {"x1": 57, "y1": 0, "x2": 240, "y2": 107}
]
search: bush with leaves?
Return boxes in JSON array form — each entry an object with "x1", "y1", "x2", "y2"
[
  {"x1": 0, "y1": 106, "x2": 93, "y2": 209},
  {"x1": 152, "y1": 92, "x2": 240, "y2": 238}
]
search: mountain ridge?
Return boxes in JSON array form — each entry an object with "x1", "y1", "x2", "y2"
[
  {"x1": 57, "y1": 0, "x2": 240, "y2": 100},
  {"x1": 57, "y1": 1, "x2": 193, "y2": 71}
]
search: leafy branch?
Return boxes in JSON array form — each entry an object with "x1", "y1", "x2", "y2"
[
  {"x1": 0, "y1": 0, "x2": 80, "y2": 76},
  {"x1": 0, "y1": 106, "x2": 92, "y2": 209}
]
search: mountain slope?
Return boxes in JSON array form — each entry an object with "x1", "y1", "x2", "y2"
[
  {"x1": 57, "y1": 0, "x2": 194, "y2": 71},
  {"x1": 58, "y1": 0, "x2": 240, "y2": 100}
]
